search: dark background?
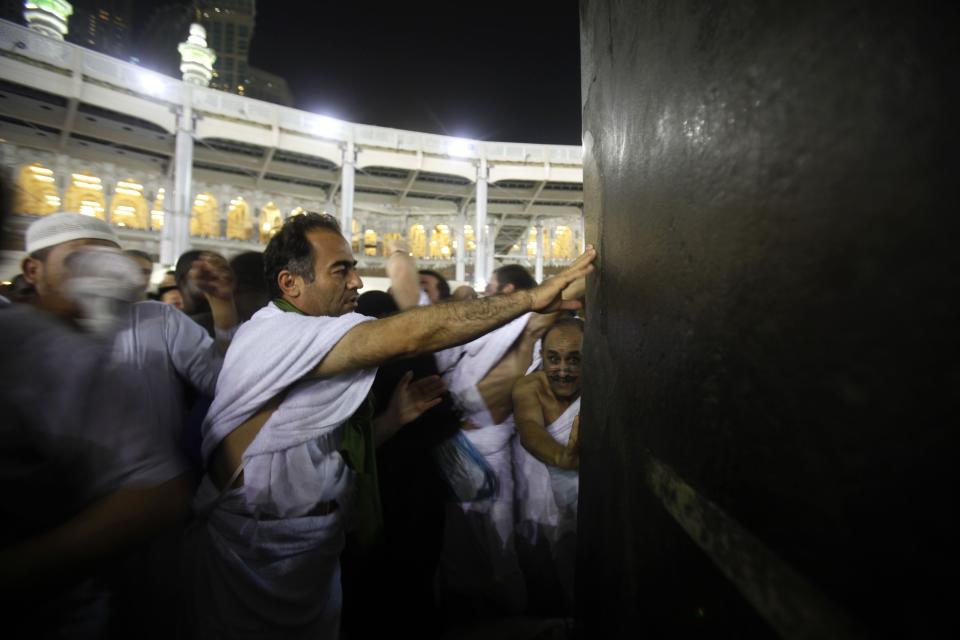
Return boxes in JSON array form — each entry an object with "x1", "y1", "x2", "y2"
[{"x1": 125, "y1": 0, "x2": 582, "y2": 144}]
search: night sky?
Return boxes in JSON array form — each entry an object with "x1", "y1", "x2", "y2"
[{"x1": 134, "y1": 1, "x2": 583, "y2": 145}]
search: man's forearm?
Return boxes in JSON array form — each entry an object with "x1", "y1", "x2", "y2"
[
  {"x1": 208, "y1": 296, "x2": 238, "y2": 332},
  {"x1": 385, "y1": 289, "x2": 533, "y2": 359},
  {"x1": 519, "y1": 423, "x2": 569, "y2": 468},
  {"x1": 386, "y1": 252, "x2": 421, "y2": 310}
]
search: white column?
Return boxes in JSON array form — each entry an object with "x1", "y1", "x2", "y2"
[
  {"x1": 534, "y1": 218, "x2": 544, "y2": 283},
  {"x1": 473, "y1": 157, "x2": 488, "y2": 289},
  {"x1": 340, "y1": 140, "x2": 355, "y2": 241},
  {"x1": 54, "y1": 154, "x2": 71, "y2": 199},
  {"x1": 162, "y1": 92, "x2": 194, "y2": 266},
  {"x1": 455, "y1": 207, "x2": 466, "y2": 282}
]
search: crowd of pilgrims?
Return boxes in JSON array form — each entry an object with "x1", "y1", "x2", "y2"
[{"x1": 0, "y1": 172, "x2": 594, "y2": 639}]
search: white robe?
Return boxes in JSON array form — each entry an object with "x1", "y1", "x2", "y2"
[
  {"x1": 544, "y1": 396, "x2": 580, "y2": 604},
  {"x1": 186, "y1": 303, "x2": 375, "y2": 639},
  {"x1": 545, "y1": 397, "x2": 580, "y2": 532},
  {"x1": 434, "y1": 314, "x2": 532, "y2": 610}
]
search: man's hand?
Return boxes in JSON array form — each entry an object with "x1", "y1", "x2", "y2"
[
  {"x1": 390, "y1": 371, "x2": 446, "y2": 425},
  {"x1": 386, "y1": 237, "x2": 413, "y2": 256},
  {"x1": 528, "y1": 245, "x2": 596, "y2": 313},
  {"x1": 189, "y1": 252, "x2": 235, "y2": 302},
  {"x1": 555, "y1": 414, "x2": 581, "y2": 470},
  {"x1": 374, "y1": 371, "x2": 447, "y2": 446}
]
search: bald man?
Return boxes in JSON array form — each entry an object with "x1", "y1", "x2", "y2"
[{"x1": 512, "y1": 316, "x2": 584, "y2": 606}]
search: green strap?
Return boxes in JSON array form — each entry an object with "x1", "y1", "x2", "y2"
[
  {"x1": 274, "y1": 295, "x2": 384, "y2": 548},
  {"x1": 272, "y1": 297, "x2": 306, "y2": 315},
  {"x1": 340, "y1": 395, "x2": 384, "y2": 549}
]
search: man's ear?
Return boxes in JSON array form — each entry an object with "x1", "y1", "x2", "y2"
[
  {"x1": 501, "y1": 283, "x2": 516, "y2": 295},
  {"x1": 277, "y1": 270, "x2": 300, "y2": 298},
  {"x1": 21, "y1": 256, "x2": 41, "y2": 286}
]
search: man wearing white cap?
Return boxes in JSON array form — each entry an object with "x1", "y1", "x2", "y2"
[
  {"x1": 0, "y1": 187, "x2": 189, "y2": 634},
  {"x1": 21, "y1": 212, "x2": 237, "y2": 451}
]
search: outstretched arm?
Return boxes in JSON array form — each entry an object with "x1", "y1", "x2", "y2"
[{"x1": 314, "y1": 246, "x2": 597, "y2": 378}]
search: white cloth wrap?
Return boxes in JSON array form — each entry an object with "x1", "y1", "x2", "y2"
[
  {"x1": 434, "y1": 315, "x2": 533, "y2": 610},
  {"x1": 189, "y1": 302, "x2": 376, "y2": 638},
  {"x1": 435, "y1": 312, "x2": 533, "y2": 515},
  {"x1": 545, "y1": 397, "x2": 580, "y2": 530}
]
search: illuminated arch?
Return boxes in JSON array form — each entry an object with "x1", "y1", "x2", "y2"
[
  {"x1": 226, "y1": 196, "x2": 251, "y2": 240},
  {"x1": 190, "y1": 192, "x2": 219, "y2": 237},
  {"x1": 363, "y1": 229, "x2": 378, "y2": 256},
  {"x1": 552, "y1": 225, "x2": 575, "y2": 260},
  {"x1": 109, "y1": 179, "x2": 148, "y2": 229},
  {"x1": 15, "y1": 163, "x2": 61, "y2": 216},
  {"x1": 64, "y1": 172, "x2": 105, "y2": 220},
  {"x1": 429, "y1": 224, "x2": 451, "y2": 259},
  {"x1": 381, "y1": 232, "x2": 403, "y2": 255},
  {"x1": 259, "y1": 202, "x2": 284, "y2": 243}
]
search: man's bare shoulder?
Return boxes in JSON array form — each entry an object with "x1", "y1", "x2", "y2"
[{"x1": 515, "y1": 369, "x2": 548, "y2": 393}]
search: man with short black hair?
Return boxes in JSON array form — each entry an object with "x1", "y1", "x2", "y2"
[
  {"x1": 186, "y1": 212, "x2": 595, "y2": 637},
  {"x1": 484, "y1": 263, "x2": 538, "y2": 296},
  {"x1": 419, "y1": 268, "x2": 451, "y2": 303},
  {"x1": 175, "y1": 249, "x2": 238, "y2": 336}
]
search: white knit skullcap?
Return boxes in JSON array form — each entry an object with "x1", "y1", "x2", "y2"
[{"x1": 25, "y1": 212, "x2": 120, "y2": 254}]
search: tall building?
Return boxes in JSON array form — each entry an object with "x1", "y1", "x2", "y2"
[
  {"x1": 137, "y1": 1, "x2": 293, "y2": 106},
  {"x1": 68, "y1": 0, "x2": 133, "y2": 60},
  {"x1": 196, "y1": 0, "x2": 254, "y2": 96},
  {"x1": 244, "y1": 65, "x2": 293, "y2": 106}
]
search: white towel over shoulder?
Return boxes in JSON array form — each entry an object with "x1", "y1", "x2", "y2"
[
  {"x1": 546, "y1": 397, "x2": 580, "y2": 523},
  {"x1": 200, "y1": 302, "x2": 375, "y2": 517},
  {"x1": 189, "y1": 303, "x2": 377, "y2": 638}
]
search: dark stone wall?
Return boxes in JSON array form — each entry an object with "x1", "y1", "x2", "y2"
[{"x1": 578, "y1": 1, "x2": 958, "y2": 636}]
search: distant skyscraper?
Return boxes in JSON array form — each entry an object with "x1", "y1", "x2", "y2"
[
  {"x1": 68, "y1": 0, "x2": 133, "y2": 59},
  {"x1": 196, "y1": 0, "x2": 254, "y2": 96}
]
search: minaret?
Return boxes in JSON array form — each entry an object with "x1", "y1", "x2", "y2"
[
  {"x1": 23, "y1": 0, "x2": 73, "y2": 40},
  {"x1": 178, "y1": 23, "x2": 216, "y2": 87}
]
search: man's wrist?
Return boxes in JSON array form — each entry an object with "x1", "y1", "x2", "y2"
[{"x1": 523, "y1": 289, "x2": 536, "y2": 312}]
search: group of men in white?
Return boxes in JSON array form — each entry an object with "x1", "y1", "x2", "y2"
[{"x1": 0, "y1": 201, "x2": 593, "y2": 638}]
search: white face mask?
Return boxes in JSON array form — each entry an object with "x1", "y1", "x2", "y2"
[{"x1": 61, "y1": 246, "x2": 143, "y2": 336}]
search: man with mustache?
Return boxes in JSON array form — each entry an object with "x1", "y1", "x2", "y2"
[
  {"x1": 186, "y1": 212, "x2": 595, "y2": 638},
  {"x1": 512, "y1": 316, "x2": 584, "y2": 606}
]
